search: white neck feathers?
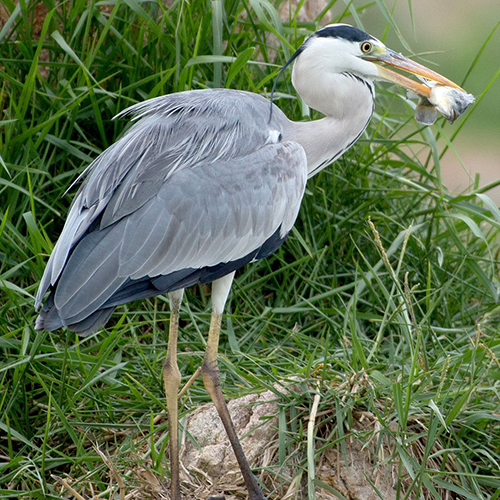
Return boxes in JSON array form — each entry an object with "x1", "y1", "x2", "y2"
[{"x1": 287, "y1": 61, "x2": 374, "y2": 176}]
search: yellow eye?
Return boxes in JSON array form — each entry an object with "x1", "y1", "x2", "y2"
[{"x1": 361, "y1": 41, "x2": 372, "y2": 53}]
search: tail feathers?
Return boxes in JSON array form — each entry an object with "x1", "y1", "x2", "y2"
[
  {"x1": 35, "y1": 292, "x2": 115, "y2": 336},
  {"x1": 67, "y1": 307, "x2": 115, "y2": 336}
]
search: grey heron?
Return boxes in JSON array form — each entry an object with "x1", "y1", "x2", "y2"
[{"x1": 35, "y1": 24, "x2": 467, "y2": 500}]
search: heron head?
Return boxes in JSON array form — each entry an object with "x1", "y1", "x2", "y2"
[{"x1": 286, "y1": 24, "x2": 462, "y2": 101}]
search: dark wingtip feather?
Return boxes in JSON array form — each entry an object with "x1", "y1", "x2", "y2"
[
  {"x1": 67, "y1": 307, "x2": 115, "y2": 336},
  {"x1": 35, "y1": 293, "x2": 63, "y2": 331},
  {"x1": 35, "y1": 291, "x2": 115, "y2": 337}
]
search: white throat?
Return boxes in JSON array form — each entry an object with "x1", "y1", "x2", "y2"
[{"x1": 286, "y1": 54, "x2": 375, "y2": 176}]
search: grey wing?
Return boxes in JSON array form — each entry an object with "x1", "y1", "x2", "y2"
[
  {"x1": 35, "y1": 88, "x2": 290, "y2": 310},
  {"x1": 40, "y1": 141, "x2": 306, "y2": 330}
]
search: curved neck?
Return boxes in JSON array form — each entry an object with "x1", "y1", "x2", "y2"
[{"x1": 285, "y1": 62, "x2": 375, "y2": 177}]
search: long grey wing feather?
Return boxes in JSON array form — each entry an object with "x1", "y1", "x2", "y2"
[
  {"x1": 100, "y1": 89, "x2": 289, "y2": 228},
  {"x1": 36, "y1": 88, "x2": 301, "y2": 330},
  {"x1": 125, "y1": 141, "x2": 305, "y2": 278},
  {"x1": 36, "y1": 88, "x2": 289, "y2": 309},
  {"x1": 50, "y1": 141, "x2": 306, "y2": 326},
  {"x1": 53, "y1": 226, "x2": 124, "y2": 311},
  {"x1": 118, "y1": 204, "x2": 167, "y2": 267}
]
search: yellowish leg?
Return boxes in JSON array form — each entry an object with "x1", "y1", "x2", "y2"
[
  {"x1": 163, "y1": 289, "x2": 184, "y2": 500},
  {"x1": 201, "y1": 274, "x2": 268, "y2": 500}
]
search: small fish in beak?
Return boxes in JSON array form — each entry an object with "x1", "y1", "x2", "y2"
[
  {"x1": 414, "y1": 83, "x2": 475, "y2": 125},
  {"x1": 372, "y1": 48, "x2": 475, "y2": 125}
]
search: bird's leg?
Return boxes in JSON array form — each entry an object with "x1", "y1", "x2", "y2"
[
  {"x1": 201, "y1": 273, "x2": 268, "y2": 500},
  {"x1": 163, "y1": 289, "x2": 184, "y2": 500}
]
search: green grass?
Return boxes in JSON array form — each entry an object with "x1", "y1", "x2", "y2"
[{"x1": 1, "y1": 0, "x2": 500, "y2": 499}]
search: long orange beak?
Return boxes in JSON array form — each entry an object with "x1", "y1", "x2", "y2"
[{"x1": 370, "y1": 48, "x2": 463, "y2": 97}]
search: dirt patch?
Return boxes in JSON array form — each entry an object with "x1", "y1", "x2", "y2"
[{"x1": 54, "y1": 386, "x2": 459, "y2": 500}]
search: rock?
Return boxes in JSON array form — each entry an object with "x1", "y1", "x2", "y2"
[{"x1": 180, "y1": 389, "x2": 282, "y2": 497}]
